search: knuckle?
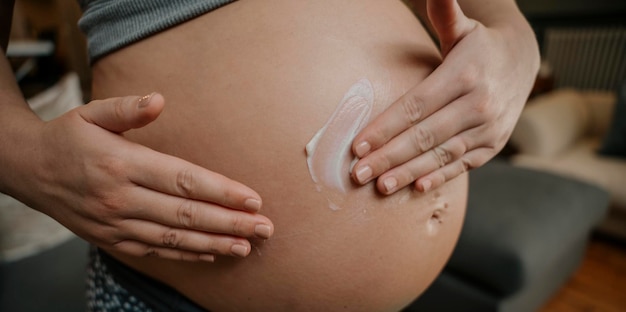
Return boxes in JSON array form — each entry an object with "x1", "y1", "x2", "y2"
[
  {"x1": 113, "y1": 98, "x2": 128, "y2": 125},
  {"x1": 430, "y1": 171, "x2": 446, "y2": 186},
  {"x1": 179, "y1": 252, "x2": 199, "y2": 262},
  {"x1": 369, "y1": 151, "x2": 393, "y2": 175},
  {"x1": 473, "y1": 97, "x2": 498, "y2": 121},
  {"x1": 432, "y1": 146, "x2": 452, "y2": 168},
  {"x1": 176, "y1": 169, "x2": 196, "y2": 198},
  {"x1": 162, "y1": 228, "x2": 180, "y2": 248},
  {"x1": 219, "y1": 186, "x2": 231, "y2": 207},
  {"x1": 410, "y1": 126, "x2": 436, "y2": 153},
  {"x1": 96, "y1": 155, "x2": 126, "y2": 178},
  {"x1": 472, "y1": 99, "x2": 490, "y2": 116},
  {"x1": 96, "y1": 192, "x2": 117, "y2": 210},
  {"x1": 402, "y1": 94, "x2": 426, "y2": 124},
  {"x1": 360, "y1": 123, "x2": 392, "y2": 149},
  {"x1": 398, "y1": 169, "x2": 417, "y2": 187},
  {"x1": 370, "y1": 127, "x2": 387, "y2": 146},
  {"x1": 96, "y1": 190, "x2": 126, "y2": 215},
  {"x1": 460, "y1": 157, "x2": 475, "y2": 172},
  {"x1": 145, "y1": 247, "x2": 160, "y2": 258},
  {"x1": 90, "y1": 228, "x2": 119, "y2": 248},
  {"x1": 456, "y1": 136, "x2": 471, "y2": 155},
  {"x1": 366, "y1": 126, "x2": 393, "y2": 150},
  {"x1": 177, "y1": 200, "x2": 196, "y2": 228},
  {"x1": 470, "y1": 89, "x2": 496, "y2": 118},
  {"x1": 91, "y1": 158, "x2": 129, "y2": 205},
  {"x1": 203, "y1": 240, "x2": 219, "y2": 255},
  {"x1": 230, "y1": 216, "x2": 246, "y2": 236},
  {"x1": 445, "y1": 140, "x2": 466, "y2": 161},
  {"x1": 457, "y1": 64, "x2": 480, "y2": 89},
  {"x1": 110, "y1": 241, "x2": 129, "y2": 253}
]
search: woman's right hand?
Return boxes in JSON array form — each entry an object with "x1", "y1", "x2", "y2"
[{"x1": 23, "y1": 93, "x2": 273, "y2": 261}]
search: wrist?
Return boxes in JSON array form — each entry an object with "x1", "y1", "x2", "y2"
[
  {"x1": 0, "y1": 102, "x2": 46, "y2": 200},
  {"x1": 490, "y1": 14, "x2": 540, "y2": 75}
]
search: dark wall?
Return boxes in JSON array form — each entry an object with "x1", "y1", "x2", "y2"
[
  {"x1": 516, "y1": 0, "x2": 626, "y2": 52},
  {"x1": 517, "y1": 0, "x2": 626, "y2": 19}
]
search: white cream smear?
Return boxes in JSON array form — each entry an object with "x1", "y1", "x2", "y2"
[{"x1": 305, "y1": 78, "x2": 374, "y2": 210}]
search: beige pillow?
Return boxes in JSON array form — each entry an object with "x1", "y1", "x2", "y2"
[{"x1": 511, "y1": 89, "x2": 590, "y2": 157}]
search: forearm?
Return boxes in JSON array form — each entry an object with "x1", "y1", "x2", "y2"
[
  {"x1": 0, "y1": 50, "x2": 45, "y2": 197},
  {"x1": 0, "y1": 0, "x2": 50, "y2": 205},
  {"x1": 0, "y1": 0, "x2": 37, "y2": 132}
]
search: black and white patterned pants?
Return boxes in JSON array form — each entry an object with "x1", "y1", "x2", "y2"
[{"x1": 86, "y1": 247, "x2": 207, "y2": 312}]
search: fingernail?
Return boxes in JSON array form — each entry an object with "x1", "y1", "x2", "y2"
[
  {"x1": 421, "y1": 180, "x2": 432, "y2": 192},
  {"x1": 138, "y1": 92, "x2": 155, "y2": 108},
  {"x1": 355, "y1": 166, "x2": 373, "y2": 184},
  {"x1": 244, "y1": 198, "x2": 261, "y2": 212},
  {"x1": 355, "y1": 141, "x2": 371, "y2": 157},
  {"x1": 199, "y1": 254, "x2": 215, "y2": 262},
  {"x1": 255, "y1": 224, "x2": 272, "y2": 239},
  {"x1": 383, "y1": 177, "x2": 398, "y2": 193},
  {"x1": 231, "y1": 244, "x2": 250, "y2": 258}
]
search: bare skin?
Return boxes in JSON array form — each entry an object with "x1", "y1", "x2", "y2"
[
  {"x1": 1, "y1": 0, "x2": 537, "y2": 267},
  {"x1": 91, "y1": 0, "x2": 466, "y2": 310},
  {"x1": 353, "y1": 0, "x2": 539, "y2": 194},
  {"x1": 1, "y1": 0, "x2": 276, "y2": 261}
]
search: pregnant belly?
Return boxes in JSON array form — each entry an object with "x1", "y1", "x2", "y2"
[{"x1": 91, "y1": 0, "x2": 467, "y2": 310}]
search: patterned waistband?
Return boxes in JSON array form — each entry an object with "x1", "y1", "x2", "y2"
[{"x1": 86, "y1": 247, "x2": 208, "y2": 312}]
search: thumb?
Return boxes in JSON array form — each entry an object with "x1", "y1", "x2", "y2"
[
  {"x1": 427, "y1": 0, "x2": 476, "y2": 56},
  {"x1": 79, "y1": 92, "x2": 165, "y2": 133}
]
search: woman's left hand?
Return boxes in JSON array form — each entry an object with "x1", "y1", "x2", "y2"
[{"x1": 351, "y1": 0, "x2": 539, "y2": 194}]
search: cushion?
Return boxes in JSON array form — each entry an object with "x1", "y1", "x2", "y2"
[
  {"x1": 26, "y1": 72, "x2": 83, "y2": 121},
  {"x1": 510, "y1": 89, "x2": 589, "y2": 157},
  {"x1": 598, "y1": 80, "x2": 626, "y2": 158}
]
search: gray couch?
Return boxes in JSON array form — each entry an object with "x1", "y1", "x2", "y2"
[
  {"x1": 0, "y1": 238, "x2": 88, "y2": 312},
  {"x1": 509, "y1": 89, "x2": 626, "y2": 240},
  {"x1": 405, "y1": 160, "x2": 610, "y2": 312}
]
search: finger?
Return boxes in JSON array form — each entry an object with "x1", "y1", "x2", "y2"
[
  {"x1": 352, "y1": 68, "x2": 461, "y2": 159},
  {"x1": 110, "y1": 240, "x2": 216, "y2": 262},
  {"x1": 127, "y1": 149, "x2": 263, "y2": 213},
  {"x1": 79, "y1": 92, "x2": 165, "y2": 133},
  {"x1": 416, "y1": 146, "x2": 494, "y2": 192},
  {"x1": 427, "y1": 0, "x2": 477, "y2": 55},
  {"x1": 412, "y1": 124, "x2": 499, "y2": 192},
  {"x1": 352, "y1": 95, "x2": 478, "y2": 185},
  {"x1": 118, "y1": 219, "x2": 253, "y2": 258},
  {"x1": 375, "y1": 134, "x2": 469, "y2": 194},
  {"x1": 126, "y1": 186, "x2": 273, "y2": 239}
]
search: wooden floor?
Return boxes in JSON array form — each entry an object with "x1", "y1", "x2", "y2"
[{"x1": 539, "y1": 236, "x2": 626, "y2": 312}]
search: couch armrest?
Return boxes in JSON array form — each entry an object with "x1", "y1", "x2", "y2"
[{"x1": 510, "y1": 89, "x2": 590, "y2": 157}]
